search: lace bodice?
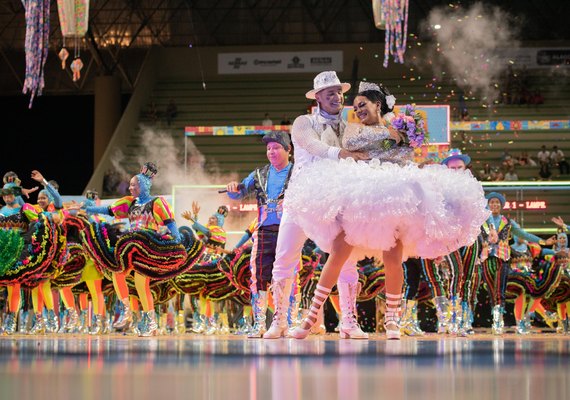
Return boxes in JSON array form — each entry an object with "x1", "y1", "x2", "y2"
[{"x1": 342, "y1": 123, "x2": 413, "y2": 164}]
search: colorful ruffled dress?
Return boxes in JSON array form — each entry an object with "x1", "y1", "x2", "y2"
[
  {"x1": 0, "y1": 204, "x2": 58, "y2": 285},
  {"x1": 107, "y1": 196, "x2": 203, "y2": 280}
]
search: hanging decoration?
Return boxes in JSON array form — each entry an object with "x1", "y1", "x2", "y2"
[
  {"x1": 379, "y1": 0, "x2": 409, "y2": 68},
  {"x1": 70, "y1": 57, "x2": 84, "y2": 82},
  {"x1": 58, "y1": 47, "x2": 69, "y2": 69},
  {"x1": 22, "y1": 0, "x2": 51, "y2": 108},
  {"x1": 371, "y1": 0, "x2": 386, "y2": 29},
  {"x1": 56, "y1": 0, "x2": 90, "y2": 81}
]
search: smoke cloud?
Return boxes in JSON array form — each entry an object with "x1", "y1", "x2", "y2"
[
  {"x1": 109, "y1": 125, "x2": 251, "y2": 247},
  {"x1": 419, "y1": 2, "x2": 521, "y2": 104}
]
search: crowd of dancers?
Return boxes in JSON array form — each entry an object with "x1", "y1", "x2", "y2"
[{"x1": 1, "y1": 71, "x2": 569, "y2": 339}]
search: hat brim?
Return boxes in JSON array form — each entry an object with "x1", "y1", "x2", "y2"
[
  {"x1": 305, "y1": 83, "x2": 351, "y2": 100},
  {"x1": 262, "y1": 137, "x2": 285, "y2": 147},
  {"x1": 485, "y1": 192, "x2": 506, "y2": 207},
  {"x1": 442, "y1": 154, "x2": 471, "y2": 166}
]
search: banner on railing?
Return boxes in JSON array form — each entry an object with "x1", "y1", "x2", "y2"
[
  {"x1": 218, "y1": 51, "x2": 343, "y2": 74},
  {"x1": 495, "y1": 47, "x2": 570, "y2": 69},
  {"x1": 451, "y1": 120, "x2": 570, "y2": 131}
]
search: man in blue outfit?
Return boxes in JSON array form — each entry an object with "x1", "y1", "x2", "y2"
[{"x1": 225, "y1": 131, "x2": 293, "y2": 337}]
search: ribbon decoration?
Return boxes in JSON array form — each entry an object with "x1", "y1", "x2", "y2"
[
  {"x1": 381, "y1": 0, "x2": 409, "y2": 68},
  {"x1": 22, "y1": 0, "x2": 51, "y2": 108}
]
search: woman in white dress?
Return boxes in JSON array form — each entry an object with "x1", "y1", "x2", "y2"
[{"x1": 288, "y1": 82, "x2": 489, "y2": 339}]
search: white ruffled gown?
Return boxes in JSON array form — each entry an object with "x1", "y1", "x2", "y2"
[{"x1": 283, "y1": 123, "x2": 490, "y2": 261}]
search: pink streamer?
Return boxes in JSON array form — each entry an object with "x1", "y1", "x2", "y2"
[
  {"x1": 382, "y1": 0, "x2": 409, "y2": 68},
  {"x1": 22, "y1": 0, "x2": 51, "y2": 108}
]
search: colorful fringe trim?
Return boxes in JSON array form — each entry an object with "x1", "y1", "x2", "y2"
[
  {"x1": 0, "y1": 214, "x2": 57, "y2": 285},
  {"x1": 358, "y1": 259, "x2": 385, "y2": 301},
  {"x1": 507, "y1": 259, "x2": 563, "y2": 301},
  {"x1": 51, "y1": 243, "x2": 87, "y2": 289},
  {"x1": 0, "y1": 229, "x2": 25, "y2": 275},
  {"x1": 176, "y1": 226, "x2": 206, "y2": 276},
  {"x1": 151, "y1": 281, "x2": 179, "y2": 305},
  {"x1": 217, "y1": 247, "x2": 252, "y2": 293},
  {"x1": 76, "y1": 216, "x2": 120, "y2": 274},
  {"x1": 115, "y1": 229, "x2": 187, "y2": 280},
  {"x1": 543, "y1": 274, "x2": 570, "y2": 310}
]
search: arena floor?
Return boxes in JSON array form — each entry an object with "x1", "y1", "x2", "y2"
[{"x1": 1, "y1": 332, "x2": 569, "y2": 400}]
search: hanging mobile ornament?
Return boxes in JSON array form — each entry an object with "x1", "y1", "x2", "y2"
[
  {"x1": 70, "y1": 39, "x2": 83, "y2": 82},
  {"x1": 57, "y1": 0, "x2": 90, "y2": 81},
  {"x1": 70, "y1": 58, "x2": 83, "y2": 82},
  {"x1": 58, "y1": 38, "x2": 69, "y2": 69}
]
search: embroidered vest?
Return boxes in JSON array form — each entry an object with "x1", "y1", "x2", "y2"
[
  {"x1": 252, "y1": 164, "x2": 293, "y2": 225},
  {"x1": 127, "y1": 197, "x2": 157, "y2": 231},
  {"x1": 480, "y1": 216, "x2": 511, "y2": 261}
]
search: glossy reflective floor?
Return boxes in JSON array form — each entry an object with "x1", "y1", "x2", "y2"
[{"x1": 1, "y1": 333, "x2": 569, "y2": 400}]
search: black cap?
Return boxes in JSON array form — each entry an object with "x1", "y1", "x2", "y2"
[{"x1": 262, "y1": 131, "x2": 291, "y2": 151}]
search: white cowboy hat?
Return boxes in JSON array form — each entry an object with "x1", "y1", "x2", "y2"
[{"x1": 305, "y1": 71, "x2": 351, "y2": 99}]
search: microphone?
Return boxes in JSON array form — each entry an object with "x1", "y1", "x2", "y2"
[{"x1": 218, "y1": 183, "x2": 245, "y2": 194}]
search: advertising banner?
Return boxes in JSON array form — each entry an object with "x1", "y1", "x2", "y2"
[{"x1": 218, "y1": 51, "x2": 343, "y2": 74}]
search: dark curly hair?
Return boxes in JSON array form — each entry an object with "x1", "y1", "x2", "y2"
[{"x1": 358, "y1": 84, "x2": 394, "y2": 116}]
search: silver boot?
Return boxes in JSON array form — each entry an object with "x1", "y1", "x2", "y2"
[
  {"x1": 400, "y1": 300, "x2": 424, "y2": 336},
  {"x1": 122, "y1": 311, "x2": 141, "y2": 336},
  {"x1": 175, "y1": 310, "x2": 186, "y2": 334},
  {"x1": 459, "y1": 301, "x2": 474, "y2": 335},
  {"x1": 204, "y1": 315, "x2": 218, "y2": 335},
  {"x1": 18, "y1": 310, "x2": 30, "y2": 334},
  {"x1": 235, "y1": 314, "x2": 253, "y2": 335},
  {"x1": 103, "y1": 314, "x2": 112, "y2": 334},
  {"x1": 89, "y1": 314, "x2": 104, "y2": 335},
  {"x1": 78, "y1": 310, "x2": 90, "y2": 334},
  {"x1": 65, "y1": 308, "x2": 80, "y2": 333},
  {"x1": 288, "y1": 293, "x2": 302, "y2": 327},
  {"x1": 58, "y1": 310, "x2": 69, "y2": 333},
  {"x1": 113, "y1": 298, "x2": 134, "y2": 332},
  {"x1": 29, "y1": 313, "x2": 47, "y2": 335},
  {"x1": 46, "y1": 309, "x2": 59, "y2": 333},
  {"x1": 139, "y1": 310, "x2": 158, "y2": 337},
  {"x1": 3, "y1": 312, "x2": 18, "y2": 335},
  {"x1": 248, "y1": 291, "x2": 268, "y2": 338},
  {"x1": 448, "y1": 297, "x2": 462, "y2": 335},
  {"x1": 516, "y1": 312, "x2": 531, "y2": 335},
  {"x1": 433, "y1": 296, "x2": 450, "y2": 334},
  {"x1": 157, "y1": 312, "x2": 168, "y2": 336},
  {"x1": 492, "y1": 305, "x2": 505, "y2": 335},
  {"x1": 218, "y1": 312, "x2": 230, "y2": 335},
  {"x1": 191, "y1": 312, "x2": 207, "y2": 334}
]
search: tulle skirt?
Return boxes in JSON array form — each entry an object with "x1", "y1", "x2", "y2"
[{"x1": 283, "y1": 158, "x2": 489, "y2": 261}]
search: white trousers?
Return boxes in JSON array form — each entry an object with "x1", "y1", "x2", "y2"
[{"x1": 271, "y1": 210, "x2": 358, "y2": 284}]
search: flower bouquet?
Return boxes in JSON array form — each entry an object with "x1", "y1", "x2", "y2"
[{"x1": 389, "y1": 104, "x2": 428, "y2": 148}]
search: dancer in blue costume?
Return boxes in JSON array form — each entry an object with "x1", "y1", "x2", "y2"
[
  {"x1": 80, "y1": 163, "x2": 190, "y2": 336},
  {"x1": 0, "y1": 174, "x2": 59, "y2": 334},
  {"x1": 225, "y1": 131, "x2": 295, "y2": 338},
  {"x1": 481, "y1": 192, "x2": 556, "y2": 334}
]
